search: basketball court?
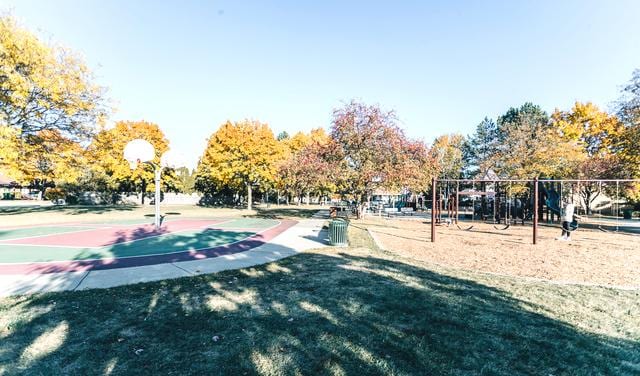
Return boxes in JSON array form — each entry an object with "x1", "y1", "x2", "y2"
[{"x1": 0, "y1": 217, "x2": 296, "y2": 274}]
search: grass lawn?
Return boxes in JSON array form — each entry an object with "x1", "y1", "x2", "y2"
[
  {"x1": 0, "y1": 211, "x2": 639, "y2": 375},
  {"x1": 0, "y1": 203, "x2": 322, "y2": 227}
]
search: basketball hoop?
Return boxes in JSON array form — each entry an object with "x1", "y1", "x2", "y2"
[
  {"x1": 122, "y1": 139, "x2": 187, "y2": 230},
  {"x1": 124, "y1": 139, "x2": 155, "y2": 170}
]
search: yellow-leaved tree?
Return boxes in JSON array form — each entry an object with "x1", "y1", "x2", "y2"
[
  {"x1": 551, "y1": 102, "x2": 625, "y2": 212},
  {"x1": 195, "y1": 120, "x2": 281, "y2": 210},
  {"x1": 274, "y1": 127, "x2": 331, "y2": 204},
  {"x1": 0, "y1": 17, "x2": 107, "y2": 138},
  {"x1": 88, "y1": 120, "x2": 174, "y2": 204},
  {"x1": 0, "y1": 125, "x2": 20, "y2": 177},
  {"x1": 0, "y1": 16, "x2": 107, "y2": 191}
]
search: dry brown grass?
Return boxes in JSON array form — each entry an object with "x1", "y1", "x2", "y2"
[{"x1": 361, "y1": 217, "x2": 640, "y2": 288}]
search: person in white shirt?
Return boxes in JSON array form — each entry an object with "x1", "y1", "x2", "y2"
[{"x1": 557, "y1": 200, "x2": 575, "y2": 241}]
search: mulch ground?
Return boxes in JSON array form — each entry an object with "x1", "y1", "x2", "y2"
[{"x1": 362, "y1": 218, "x2": 640, "y2": 288}]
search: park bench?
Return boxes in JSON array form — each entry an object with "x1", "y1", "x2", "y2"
[
  {"x1": 383, "y1": 207, "x2": 399, "y2": 217},
  {"x1": 400, "y1": 207, "x2": 415, "y2": 216}
]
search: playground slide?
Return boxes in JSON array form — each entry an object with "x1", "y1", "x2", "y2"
[
  {"x1": 545, "y1": 190, "x2": 561, "y2": 216},
  {"x1": 537, "y1": 181, "x2": 562, "y2": 216},
  {"x1": 541, "y1": 184, "x2": 579, "y2": 231}
]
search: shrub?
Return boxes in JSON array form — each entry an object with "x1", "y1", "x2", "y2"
[{"x1": 44, "y1": 187, "x2": 66, "y2": 202}]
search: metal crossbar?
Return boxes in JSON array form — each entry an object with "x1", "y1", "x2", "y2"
[
  {"x1": 436, "y1": 178, "x2": 640, "y2": 183},
  {"x1": 430, "y1": 177, "x2": 640, "y2": 244}
]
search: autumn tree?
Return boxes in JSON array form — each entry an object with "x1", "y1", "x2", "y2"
[
  {"x1": 397, "y1": 139, "x2": 435, "y2": 199},
  {"x1": 551, "y1": 102, "x2": 625, "y2": 212},
  {"x1": 288, "y1": 131, "x2": 311, "y2": 154},
  {"x1": 0, "y1": 16, "x2": 107, "y2": 140},
  {"x1": 276, "y1": 129, "x2": 335, "y2": 205},
  {"x1": 278, "y1": 143, "x2": 330, "y2": 204},
  {"x1": 195, "y1": 120, "x2": 281, "y2": 210},
  {"x1": 175, "y1": 167, "x2": 196, "y2": 194},
  {"x1": 87, "y1": 120, "x2": 172, "y2": 204},
  {"x1": 0, "y1": 16, "x2": 108, "y2": 189},
  {"x1": 329, "y1": 101, "x2": 431, "y2": 218},
  {"x1": 616, "y1": 69, "x2": 640, "y2": 203},
  {"x1": 617, "y1": 69, "x2": 640, "y2": 174},
  {"x1": 0, "y1": 126, "x2": 20, "y2": 178},
  {"x1": 430, "y1": 134, "x2": 466, "y2": 179},
  {"x1": 22, "y1": 130, "x2": 86, "y2": 193},
  {"x1": 491, "y1": 103, "x2": 582, "y2": 179},
  {"x1": 275, "y1": 127, "x2": 331, "y2": 204}
]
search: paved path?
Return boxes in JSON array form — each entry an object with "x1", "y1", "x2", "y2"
[{"x1": 0, "y1": 219, "x2": 328, "y2": 296}]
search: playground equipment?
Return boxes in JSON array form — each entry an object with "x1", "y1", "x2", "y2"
[
  {"x1": 430, "y1": 178, "x2": 640, "y2": 244},
  {"x1": 539, "y1": 182, "x2": 579, "y2": 232},
  {"x1": 432, "y1": 180, "x2": 524, "y2": 231}
]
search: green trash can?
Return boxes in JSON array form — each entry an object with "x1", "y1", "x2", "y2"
[{"x1": 328, "y1": 218, "x2": 348, "y2": 246}]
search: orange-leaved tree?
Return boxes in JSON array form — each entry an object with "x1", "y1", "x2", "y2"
[{"x1": 329, "y1": 100, "x2": 433, "y2": 218}]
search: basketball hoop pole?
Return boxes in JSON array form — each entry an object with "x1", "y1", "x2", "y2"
[
  {"x1": 135, "y1": 160, "x2": 162, "y2": 229},
  {"x1": 124, "y1": 139, "x2": 164, "y2": 229},
  {"x1": 154, "y1": 165, "x2": 161, "y2": 229}
]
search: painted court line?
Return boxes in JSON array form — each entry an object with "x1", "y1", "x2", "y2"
[
  {"x1": 3, "y1": 220, "x2": 282, "y2": 264},
  {"x1": 1, "y1": 219, "x2": 228, "y2": 248},
  {"x1": 0, "y1": 244, "x2": 103, "y2": 250},
  {"x1": 0, "y1": 220, "x2": 295, "y2": 274},
  {"x1": 0, "y1": 219, "x2": 264, "y2": 257},
  {"x1": 104, "y1": 219, "x2": 237, "y2": 247},
  {"x1": 0, "y1": 227, "x2": 109, "y2": 244}
]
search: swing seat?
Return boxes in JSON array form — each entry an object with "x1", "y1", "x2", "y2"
[{"x1": 569, "y1": 218, "x2": 578, "y2": 232}]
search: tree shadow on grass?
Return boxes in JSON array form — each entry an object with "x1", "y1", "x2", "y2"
[
  {"x1": 11, "y1": 227, "x2": 265, "y2": 274},
  {"x1": 1, "y1": 251, "x2": 638, "y2": 375},
  {"x1": 0, "y1": 205, "x2": 136, "y2": 216}
]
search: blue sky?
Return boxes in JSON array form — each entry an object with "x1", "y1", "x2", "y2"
[{"x1": 2, "y1": 0, "x2": 639, "y2": 167}]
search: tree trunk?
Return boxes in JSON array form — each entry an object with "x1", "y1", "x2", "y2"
[
  {"x1": 141, "y1": 180, "x2": 147, "y2": 205},
  {"x1": 247, "y1": 184, "x2": 252, "y2": 211},
  {"x1": 38, "y1": 180, "x2": 47, "y2": 201},
  {"x1": 306, "y1": 192, "x2": 310, "y2": 205},
  {"x1": 582, "y1": 191, "x2": 592, "y2": 215},
  {"x1": 356, "y1": 194, "x2": 367, "y2": 219}
]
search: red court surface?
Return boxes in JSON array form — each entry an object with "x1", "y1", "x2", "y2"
[
  {"x1": 3, "y1": 219, "x2": 227, "y2": 247},
  {"x1": 0, "y1": 218, "x2": 297, "y2": 275}
]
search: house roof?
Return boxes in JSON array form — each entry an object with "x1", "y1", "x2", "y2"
[{"x1": 482, "y1": 169, "x2": 500, "y2": 181}]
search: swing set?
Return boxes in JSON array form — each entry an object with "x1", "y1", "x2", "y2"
[{"x1": 429, "y1": 177, "x2": 640, "y2": 244}]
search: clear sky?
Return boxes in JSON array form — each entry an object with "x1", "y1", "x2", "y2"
[{"x1": 2, "y1": 0, "x2": 640, "y2": 167}]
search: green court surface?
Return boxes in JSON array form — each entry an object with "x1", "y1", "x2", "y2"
[
  {"x1": 0, "y1": 218, "x2": 281, "y2": 264},
  {"x1": 0, "y1": 226, "x2": 98, "y2": 241},
  {"x1": 0, "y1": 229, "x2": 256, "y2": 263}
]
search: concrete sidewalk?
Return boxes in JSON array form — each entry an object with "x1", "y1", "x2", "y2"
[{"x1": 0, "y1": 219, "x2": 328, "y2": 296}]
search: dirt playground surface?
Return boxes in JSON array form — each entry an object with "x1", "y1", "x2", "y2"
[{"x1": 361, "y1": 217, "x2": 640, "y2": 288}]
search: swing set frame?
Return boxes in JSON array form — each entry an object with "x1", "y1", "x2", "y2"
[{"x1": 430, "y1": 177, "x2": 640, "y2": 244}]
